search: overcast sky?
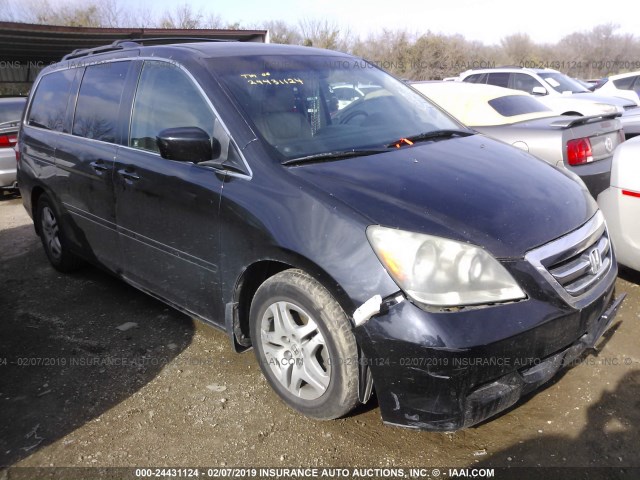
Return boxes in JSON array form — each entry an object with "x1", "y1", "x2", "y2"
[{"x1": 148, "y1": 0, "x2": 640, "y2": 45}]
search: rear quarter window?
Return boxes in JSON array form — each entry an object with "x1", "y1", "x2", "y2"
[
  {"x1": 27, "y1": 70, "x2": 75, "y2": 131},
  {"x1": 488, "y1": 95, "x2": 551, "y2": 116}
]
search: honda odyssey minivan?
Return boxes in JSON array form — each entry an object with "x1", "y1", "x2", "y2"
[{"x1": 17, "y1": 39, "x2": 624, "y2": 431}]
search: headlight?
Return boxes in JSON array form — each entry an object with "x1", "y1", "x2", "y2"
[{"x1": 367, "y1": 226, "x2": 526, "y2": 307}]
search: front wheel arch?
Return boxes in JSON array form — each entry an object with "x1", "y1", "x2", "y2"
[{"x1": 231, "y1": 256, "x2": 354, "y2": 350}]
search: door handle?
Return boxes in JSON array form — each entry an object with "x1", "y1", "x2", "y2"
[
  {"x1": 117, "y1": 168, "x2": 140, "y2": 181},
  {"x1": 90, "y1": 160, "x2": 109, "y2": 172}
]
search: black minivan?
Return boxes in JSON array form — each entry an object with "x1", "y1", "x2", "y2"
[{"x1": 18, "y1": 39, "x2": 624, "y2": 431}]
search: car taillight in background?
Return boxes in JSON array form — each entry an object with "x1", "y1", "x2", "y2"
[
  {"x1": 567, "y1": 137, "x2": 593, "y2": 166},
  {"x1": 0, "y1": 133, "x2": 17, "y2": 148},
  {"x1": 622, "y1": 189, "x2": 640, "y2": 198}
]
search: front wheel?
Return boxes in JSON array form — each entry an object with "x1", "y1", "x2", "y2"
[{"x1": 250, "y1": 269, "x2": 359, "y2": 420}]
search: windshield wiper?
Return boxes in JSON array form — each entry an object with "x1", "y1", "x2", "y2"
[
  {"x1": 282, "y1": 149, "x2": 387, "y2": 166},
  {"x1": 387, "y1": 129, "x2": 474, "y2": 148}
]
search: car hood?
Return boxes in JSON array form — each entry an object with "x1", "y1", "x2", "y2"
[{"x1": 288, "y1": 135, "x2": 597, "y2": 259}]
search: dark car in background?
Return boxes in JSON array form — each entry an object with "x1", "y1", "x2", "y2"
[
  {"x1": 18, "y1": 40, "x2": 624, "y2": 431},
  {"x1": 0, "y1": 96, "x2": 26, "y2": 191}
]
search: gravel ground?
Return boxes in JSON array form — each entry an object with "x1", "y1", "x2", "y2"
[{"x1": 1, "y1": 193, "x2": 639, "y2": 478}]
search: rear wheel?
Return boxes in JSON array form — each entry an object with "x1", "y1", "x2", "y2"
[
  {"x1": 250, "y1": 269, "x2": 359, "y2": 420},
  {"x1": 37, "y1": 194, "x2": 82, "y2": 272}
]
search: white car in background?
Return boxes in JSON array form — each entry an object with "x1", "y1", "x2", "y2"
[
  {"x1": 597, "y1": 136, "x2": 640, "y2": 271},
  {"x1": 593, "y1": 71, "x2": 640, "y2": 106},
  {"x1": 331, "y1": 84, "x2": 382, "y2": 110},
  {"x1": 459, "y1": 67, "x2": 634, "y2": 116}
]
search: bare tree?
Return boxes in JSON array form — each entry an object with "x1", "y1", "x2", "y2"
[
  {"x1": 1, "y1": 1, "x2": 639, "y2": 81},
  {"x1": 159, "y1": 3, "x2": 203, "y2": 29},
  {"x1": 298, "y1": 18, "x2": 353, "y2": 52},
  {"x1": 263, "y1": 20, "x2": 302, "y2": 44},
  {"x1": 500, "y1": 33, "x2": 541, "y2": 66},
  {"x1": 352, "y1": 29, "x2": 416, "y2": 77},
  {"x1": 202, "y1": 13, "x2": 224, "y2": 29}
]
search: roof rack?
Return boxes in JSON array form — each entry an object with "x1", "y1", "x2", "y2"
[{"x1": 62, "y1": 37, "x2": 234, "y2": 61}]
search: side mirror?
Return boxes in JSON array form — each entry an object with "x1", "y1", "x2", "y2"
[
  {"x1": 156, "y1": 127, "x2": 220, "y2": 163},
  {"x1": 531, "y1": 86, "x2": 547, "y2": 96}
]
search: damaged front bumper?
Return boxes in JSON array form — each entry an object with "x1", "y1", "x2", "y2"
[{"x1": 353, "y1": 258, "x2": 624, "y2": 431}]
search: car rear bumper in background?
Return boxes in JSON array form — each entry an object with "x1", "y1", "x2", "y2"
[
  {"x1": 354, "y1": 253, "x2": 621, "y2": 431},
  {"x1": 570, "y1": 156, "x2": 611, "y2": 198},
  {"x1": 0, "y1": 148, "x2": 17, "y2": 189}
]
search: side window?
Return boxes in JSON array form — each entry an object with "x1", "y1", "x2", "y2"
[
  {"x1": 73, "y1": 61, "x2": 129, "y2": 143},
  {"x1": 612, "y1": 76, "x2": 636, "y2": 90},
  {"x1": 486, "y1": 72, "x2": 510, "y2": 88},
  {"x1": 510, "y1": 73, "x2": 539, "y2": 94},
  {"x1": 27, "y1": 69, "x2": 75, "y2": 131},
  {"x1": 130, "y1": 61, "x2": 215, "y2": 154},
  {"x1": 463, "y1": 74, "x2": 483, "y2": 84}
]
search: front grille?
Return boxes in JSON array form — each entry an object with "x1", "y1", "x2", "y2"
[
  {"x1": 547, "y1": 232, "x2": 611, "y2": 296},
  {"x1": 525, "y1": 211, "x2": 612, "y2": 305}
]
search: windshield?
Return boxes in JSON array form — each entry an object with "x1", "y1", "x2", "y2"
[
  {"x1": 210, "y1": 55, "x2": 463, "y2": 161},
  {"x1": 540, "y1": 73, "x2": 590, "y2": 94}
]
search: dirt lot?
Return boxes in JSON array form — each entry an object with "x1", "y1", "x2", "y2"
[{"x1": 1, "y1": 193, "x2": 639, "y2": 477}]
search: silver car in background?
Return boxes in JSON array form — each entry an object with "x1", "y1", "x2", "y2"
[
  {"x1": 620, "y1": 107, "x2": 640, "y2": 139},
  {"x1": 0, "y1": 97, "x2": 27, "y2": 191},
  {"x1": 411, "y1": 82, "x2": 624, "y2": 197}
]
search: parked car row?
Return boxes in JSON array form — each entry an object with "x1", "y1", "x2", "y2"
[
  {"x1": 459, "y1": 66, "x2": 637, "y2": 115},
  {"x1": 16, "y1": 40, "x2": 627, "y2": 433},
  {"x1": 410, "y1": 81, "x2": 623, "y2": 197}
]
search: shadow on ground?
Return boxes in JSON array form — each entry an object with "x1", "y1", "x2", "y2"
[
  {"x1": 0, "y1": 224, "x2": 195, "y2": 466},
  {"x1": 618, "y1": 266, "x2": 640, "y2": 285},
  {"x1": 475, "y1": 369, "x2": 640, "y2": 477}
]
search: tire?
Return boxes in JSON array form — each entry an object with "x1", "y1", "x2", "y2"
[
  {"x1": 250, "y1": 269, "x2": 359, "y2": 420},
  {"x1": 36, "y1": 194, "x2": 83, "y2": 272}
]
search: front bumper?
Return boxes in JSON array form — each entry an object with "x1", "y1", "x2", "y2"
[{"x1": 354, "y1": 254, "x2": 622, "y2": 431}]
